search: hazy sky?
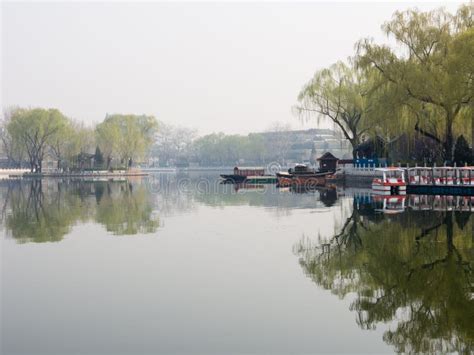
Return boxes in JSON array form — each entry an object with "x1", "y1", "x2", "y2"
[{"x1": 1, "y1": 1, "x2": 462, "y2": 135}]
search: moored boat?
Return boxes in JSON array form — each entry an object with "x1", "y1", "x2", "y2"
[
  {"x1": 276, "y1": 171, "x2": 292, "y2": 187},
  {"x1": 407, "y1": 166, "x2": 474, "y2": 185},
  {"x1": 276, "y1": 164, "x2": 331, "y2": 188},
  {"x1": 221, "y1": 166, "x2": 265, "y2": 183},
  {"x1": 291, "y1": 171, "x2": 332, "y2": 189},
  {"x1": 372, "y1": 168, "x2": 406, "y2": 194}
]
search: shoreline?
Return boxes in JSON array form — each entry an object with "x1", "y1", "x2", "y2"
[{"x1": 9, "y1": 171, "x2": 149, "y2": 178}]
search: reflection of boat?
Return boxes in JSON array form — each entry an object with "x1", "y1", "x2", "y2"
[
  {"x1": 291, "y1": 173, "x2": 330, "y2": 188},
  {"x1": 325, "y1": 171, "x2": 344, "y2": 183},
  {"x1": 407, "y1": 194, "x2": 474, "y2": 212},
  {"x1": 373, "y1": 195, "x2": 406, "y2": 214},
  {"x1": 245, "y1": 175, "x2": 277, "y2": 184},
  {"x1": 372, "y1": 168, "x2": 406, "y2": 194},
  {"x1": 220, "y1": 167, "x2": 265, "y2": 183},
  {"x1": 233, "y1": 183, "x2": 266, "y2": 192}
]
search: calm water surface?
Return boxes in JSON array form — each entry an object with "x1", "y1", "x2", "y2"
[{"x1": 1, "y1": 174, "x2": 473, "y2": 354}]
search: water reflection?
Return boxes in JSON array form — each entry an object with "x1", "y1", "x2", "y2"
[
  {"x1": 0, "y1": 175, "x2": 340, "y2": 243},
  {"x1": 295, "y1": 194, "x2": 474, "y2": 353},
  {"x1": 0, "y1": 179, "x2": 159, "y2": 243}
]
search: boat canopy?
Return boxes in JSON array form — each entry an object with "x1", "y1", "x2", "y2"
[
  {"x1": 234, "y1": 166, "x2": 265, "y2": 170},
  {"x1": 233, "y1": 166, "x2": 265, "y2": 177}
]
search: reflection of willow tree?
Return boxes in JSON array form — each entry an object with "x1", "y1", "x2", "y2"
[
  {"x1": 95, "y1": 182, "x2": 159, "y2": 235},
  {"x1": 2, "y1": 179, "x2": 159, "y2": 242},
  {"x1": 295, "y1": 207, "x2": 474, "y2": 354},
  {"x1": 5, "y1": 180, "x2": 89, "y2": 243}
]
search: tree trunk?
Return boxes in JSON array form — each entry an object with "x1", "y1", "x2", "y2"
[
  {"x1": 444, "y1": 116, "x2": 454, "y2": 164},
  {"x1": 350, "y1": 138, "x2": 359, "y2": 160},
  {"x1": 443, "y1": 110, "x2": 454, "y2": 165},
  {"x1": 106, "y1": 156, "x2": 112, "y2": 170},
  {"x1": 352, "y1": 148, "x2": 357, "y2": 160}
]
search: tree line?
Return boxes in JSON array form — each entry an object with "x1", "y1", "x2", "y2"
[
  {"x1": 297, "y1": 3, "x2": 474, "y2": 164},
  {"x1": 1, "y1": 107, "x2": 305, "y2": 170},
  {"x1": 1, "y1": 108, "x2": 158, "y2": 172},
  {"x1": 151, "y1": 123, "x2": 304, "y2": 167}
]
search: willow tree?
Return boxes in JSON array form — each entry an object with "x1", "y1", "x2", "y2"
[
  {"x1": 296, "y1": 61, "x2": 372, "y2": 159},
  {"x1": 49, "y1": 120, "x2": 72, "y2": 170},
  {"x1": 451, "y1": 26, "x2": 474, "y2": 157},
  {"x1": 7, "y1": 108, "x2": 68, "y2": 172},
  {"x1": 357, "y1": 4, "x2": 474, "y2": 162},
  {"x1": 96, "y1": 114, "x2": 158, "y2": 169},
  {"x1": 96, "y1": 118, "x2": 121, "y2": 169},
  {"x1": 1, "y1": 109, "x2": 25, "y2": 167}
]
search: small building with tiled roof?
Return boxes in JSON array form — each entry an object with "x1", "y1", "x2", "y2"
[{"x1": 317, "y1": 152, "x2": 339, "y2": 172}]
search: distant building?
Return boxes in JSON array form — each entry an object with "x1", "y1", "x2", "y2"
[{"x1": 259, "y1": 128, "x2": 352, "y2": 163}]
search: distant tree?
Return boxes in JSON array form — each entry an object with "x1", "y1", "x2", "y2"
[
  {"x1": 96, "y1": 114, "x2": 158, "y2": 169},
  {"x1": 1, "y1": 108, "x2": 25, "y2": 167},
  {"x1": 49, "y1": 120, "x2": 75, "y2": 170},
  {"x1": 72, "y1": 122, "x2": 95, "y2": 169},
  {"x1": 96, "y1": 118, "x2": 121, "y2": 170},
  {"x1": 152, "y1": 122, "x2": 197, "y2": 166}
]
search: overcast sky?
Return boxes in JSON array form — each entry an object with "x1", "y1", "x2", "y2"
[{"x1": 1, "y1": 1, "x2": 462, "y2": 135}]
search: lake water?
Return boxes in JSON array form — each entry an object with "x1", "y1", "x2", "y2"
[{"x1": 1, "y1": 174, "x2": 473, "y2": 354}]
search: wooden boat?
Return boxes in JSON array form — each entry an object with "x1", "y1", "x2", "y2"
[
  {"x1": 277, "y1": 164, "x2": 315, "y2": 187},
  {"x1": 221, "y1": 166, "x2": 265, "y2": 183},
  {"x1": 291, "y1": 172, "x2": 331, "y2": 188},
  {"x1": 277, "y1": 164, "x2": 331, "y2": 188},
  {"x1": 372, "y1": 168, "x2": 406, "y2": 194},
  {"x1": 276, "y1": 171, "x2": 293, "y2": 187}
]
